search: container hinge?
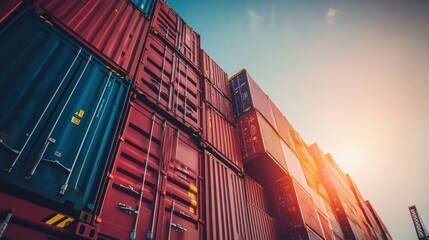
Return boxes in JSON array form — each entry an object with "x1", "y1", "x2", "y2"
[
  {"x1": 171, "y1": 222, "x2": 187, "y2": 233},
  {"x1": 119, "y1": 184, "x2": 139, "y2": 195},
  {"x1": 0, "y1": 139, "x2": 19, "y2": 155},
  {"x1": 0, "y1": 208, "x2": 14, "y2": 238},
  {"x1": 118, "y1": 203, "x2": 138, "y2": 215}
]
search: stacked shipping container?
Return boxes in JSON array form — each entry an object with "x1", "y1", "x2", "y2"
[{"x1": 0, "y1": 1, "x2": 391, "y2": 239}]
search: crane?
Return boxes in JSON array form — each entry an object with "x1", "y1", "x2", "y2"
[{"x1": 409, "y1": 205, "x2": 429, "y2": 240}]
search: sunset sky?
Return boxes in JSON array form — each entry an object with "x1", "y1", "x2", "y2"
[{"x1": 171, "y1": 0, "x2": 429, "y2": 238}]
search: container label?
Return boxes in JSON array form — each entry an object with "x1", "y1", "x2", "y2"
[{"x1": 71, "y1": 109, "x2": 85, "y2": 125}]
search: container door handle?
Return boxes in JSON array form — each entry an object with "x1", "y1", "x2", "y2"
[
  {"x1": 118, "y1": 203, "x2": 138, "y2": 215},
  {"x1": 0, "y1": 139, "x2": 20, "y2": 155},
  {"x1": 171, "y1": 222, "x2": 187, "y2": 233}
]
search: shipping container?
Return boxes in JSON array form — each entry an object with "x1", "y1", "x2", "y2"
[
  {"x1": 282, "y1": 227, "x2": 323, "y2": 240},
  {"x1": 135, "y1": 32, "x2": 202, "y2": 131},
  {"x1": 270, "y1": 100, "x2": 295, "y2": 151},
  {"x1": 33, "y1": 0, "x2": 155, "y2": 78},
  {"x1": 201, "y1": 50, "x2": 231, "y2": 98},
  {"x1": 266, "y1": 176, "x2": 324, "y2": 238},
  {"x1": 203, "y1": 78, "x2": 235, "y2": 122},
  {"x1": 202, "y1": 103, "x2": 242, "y2": 170},
  {"x1": 318, "y1": 211, "x2": 335, "y2": 240},
  {"x1": 245, "y1": 176, "x2": 279, "y2": 240},
  {"x1": 151, "y1": 0, "x2": 201, "y2": 68},
  {"x1": 229, "y1": 69, "x2": 277, "y2": 129},
  {"x1": 205, "y1": 151, "x2": 251, "y2": 240},
  {"x1": 94, "y1": 97, "x2": 203, "y2": 240},
  {"x1": 236, "y1": 110, "x2": 287, "y2": 185},
  {"x1": 0, "y1": 8, "x2": 130, "y2": 214},
  {"x1": 281, "y1": 140, "x2": 309, "y2": 192},
  {"x1": 0, "y1": 0, "x2": 22, "y2": 24}
]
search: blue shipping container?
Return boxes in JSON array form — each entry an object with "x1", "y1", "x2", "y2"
[{"x1": 0, "y1": 8, "x2": 130, "y2": 212}]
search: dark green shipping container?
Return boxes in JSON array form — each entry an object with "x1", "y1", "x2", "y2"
[{"x1": 0, "y1": 8, "x2": 130, "y2": 213}]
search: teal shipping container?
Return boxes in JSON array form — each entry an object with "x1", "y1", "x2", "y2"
[{"x1": 0, "y1": 8, "x2": 130, "y2": 213}]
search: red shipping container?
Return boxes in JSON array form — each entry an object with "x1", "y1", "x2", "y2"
[
  {"x1": 151, "y1": 0, "x2": 201, "y2": 68},
  {"x1": 94, "y1": 97, "x2": 203, "y2": 240},
  {"x1": 202, "y1": 103, "x2": 242, "y2": 170},
  {"x1": 229, "y1": 69, "x2": 277, "y2": 129},
  {"x1": 201, "y1": 50, "x2": 231, "y2": 98},
  {"x1": 135, "y1": 33, "x2": 202, "y2": 131},
  {"x1": 236, "y1": 110, "x2": 287, "y2": 185},
  {"x1": 247, "y1": 203, "x2": 279, "y2": 240},
  {"x1": 266, "y1": 176, "x2": 324, "y2": 238},
  {"x1": 205, "y1": 151, "x2": 251, "y2": 240},
  {"x1": 244, "y1": 176, "x2": 279, "y2": 240},
  {"x1": 203, "y1": 78, "x2": 234, "y2": 122},
  {"x1": 0, "y1": 0, "x2": 22, "y2": 24},
  {"x1": 270, "y1": 100, "x2": 296, "y2": 152},
  {"x1": 34, "y1": 0, "x2": 152, "y2": 78}
]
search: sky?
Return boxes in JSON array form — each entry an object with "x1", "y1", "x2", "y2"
[{"x1": 169, "y1": 0, "x2": 429, "y2": 239}]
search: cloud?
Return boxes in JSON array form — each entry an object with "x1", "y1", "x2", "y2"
[
  {"x1": 248, "y1": 9, "x2": 264, "y2": 30},
  {"x1": 326, "y1": 8, "x2": 339, "y2": 25}
]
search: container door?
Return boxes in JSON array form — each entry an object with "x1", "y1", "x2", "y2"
[{"x1": 0, "y1": 10, "x2": 129, "y2": 211}]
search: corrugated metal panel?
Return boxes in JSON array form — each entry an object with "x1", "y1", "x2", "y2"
[
  {"x1": 247, "y1": 203, "x2": 279, "y2": 240},
  {"x1": 135, "y1": 33, "x2": 202, "y2": 130},
  {"x1": 201, "y1": 50, "x2": 231, "y2": 98},
  {"x1": 237, "y1": 110, "x2": 287, "y2": 185},
  {"x1": 151, "y1": 0, "x2": 201, "y2": 68},
  {"x1": 229, "y1": 69, "x2": 277, "y2": 129},
  {"x1": 205, "y1": 151, "x2": 251, "y2": 240},
  {"x1": 203, "y1": 103, "x2": 242, "y2": 169},
  {"x1": 270, "y1": 100, "x2": 296, "y2": 151},
  {"x1": 34, "y1": 0, "x2": 153, "y2": 78},
  {"x1": 203, "y1": 78, "x2": 234, "y2": 122},
  {"x1": 244, "y1": 176, "x2": 279, "y2": 240},
  {"x1": 0, "y1": 0, "x2": 22, "y2": 24},
  {"x1": 96, "y1": 97, "x2": 203, "y2": 239},
  {"x1": 245, "y1": 176, "x2": 270, "y2": 213},
  {"x1": 0, "y1": 10, "x2": 129, "y2": 212}
]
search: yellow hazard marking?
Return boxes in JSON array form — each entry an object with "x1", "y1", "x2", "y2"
[
  {"x1": 188, "y1": 184, "x2": 198, "y2": 214},
  {"x1": 43, "y1": 213, "x2": 75, "y2": 229},
  {"x1": 71, "y1": 116, "x2": 81, "y2": 125},
  {"x1": 56, "y1": 217, "x2": 74, "y2": 228},
  {"x1": 45, "y1": 214, "x2": 65, "y2": 225}
]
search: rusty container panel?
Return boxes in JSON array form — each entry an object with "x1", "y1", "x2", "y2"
[
  {"x1": 135, "y1": 33, "x2": 202, "y2": 131},
  {"x1": 318, "y1": 211, "x2": 335, "y2": 240},
  {"x1": 237, "y1": 110, "x2": 287, "y2": 185},
  {"x1": 203, "y1": 78, "x2": 234, "y2": 122},
  {"x1": 245, "y1": 176, "x2": 279, "y2": 240},
  {"x1": 245, "y1": 176, "x2": 270, "y2": 213},
  {"x1": 270, "y1": 100, "x2": 296, "y2": 151},
  {"x1": 203, "y1": 103, "x2": 242, "y2": 170},
  {"x1": 151, "y1": 0, "x2": 200, "y2": 68},
  {"x1": 34, "y1": 0, "x2": 154, "y2": 78},
  {"x1": 95, "y1": 97, "x2": 203, "y2": 240},
  {"x1": 205, "y1": 151, "x2": 251, "y2": 240},
  {"x1": 247, "y1": 203, "x2": 279, "y2": 240},
  {"x1": 201, "y1": 50, "x2": 231, "y2": 97},
  {"x1": 266, "y1": 176, "x2": 324, "y2": 238},
  {"x1": 229, "y1": 69, "x2": 277, "y2": 129},
  {"x1": 0, "y1": 0, "x2": 22, "y2": 24}
]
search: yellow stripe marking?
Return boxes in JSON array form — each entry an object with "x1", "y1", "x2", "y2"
[
  {"x1": 45, "y1": 214, "x2": 65, "y2": 225},
  {"x1": 56, "y1": 217, "x2": 74, "y2": 228}
]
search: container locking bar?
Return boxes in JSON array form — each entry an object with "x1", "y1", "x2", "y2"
[{"x1": 0, "y1": 208, "x2": 13, "y2": 238}]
